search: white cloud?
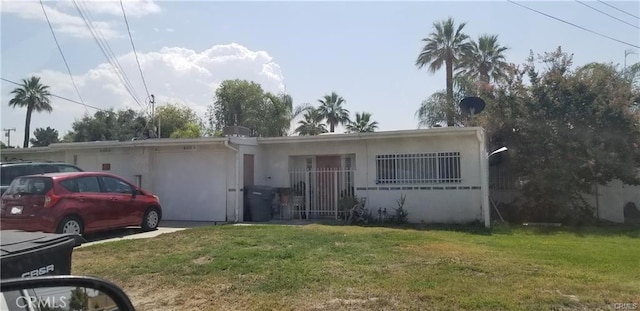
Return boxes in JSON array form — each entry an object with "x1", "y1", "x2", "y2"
[
  {"x1": 0, "y1": 0, "x2": 120, "y2": 39},
  {"x1": 166, "y1": 28, "x2": 174, "y2": 32},
  {"x1": 1, "y1": 43, "x2": 285, "y2": 145}
]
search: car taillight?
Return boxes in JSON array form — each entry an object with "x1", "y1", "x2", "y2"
[{"x1": 44, "y1": 190, "x2": 61, "y2": 208}]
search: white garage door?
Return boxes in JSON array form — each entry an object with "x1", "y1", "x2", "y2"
[{"x1": 153, "y1": 150, "x2": 227, "y2": 221}]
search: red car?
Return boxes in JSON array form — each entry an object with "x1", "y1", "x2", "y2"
[{"x1": 0, "y1": 172, "x2": 162, "y2": 234}]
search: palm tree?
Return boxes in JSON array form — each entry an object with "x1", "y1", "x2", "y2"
[
  {"x1": 415, "y1": 17, "x2": 472, "y2": 126},
  {"x1": 8, "y1": 76, "x2": 53, "y2": 147},
  {"x1": 416, "y1": 72, "x2": 484, "y2": 128},
  {"x1": 457, "y1": 34, "x2": 510, "y2": 85},
  {"x1": 346, "y1": 112, "x2": 379, "y2": 133},
  {"x1": 294, "y1": 108, "x2": 327, "y2": 136},
  {"x1": 262, "y1": 92, "x2": 294, "y2": 137},
  {"x1": 317, "y1": 92, "x2": 350, "y2": 132}
]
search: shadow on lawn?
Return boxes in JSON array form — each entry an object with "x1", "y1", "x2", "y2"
[
  {"x1": 304, "y1": 219, "x2": 640, "y2": 238},
  {"x1": 493, "y1": 223, "x2": 640, "y2": 238}
]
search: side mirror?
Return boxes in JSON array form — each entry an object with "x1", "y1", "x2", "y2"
[{"x1": 1, "y1": 275, "x2": 136, "y2": 311}]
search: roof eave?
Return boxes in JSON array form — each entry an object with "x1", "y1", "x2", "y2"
[{"x1": 258, "y1": 127, "x2": 482, "y2": 144}]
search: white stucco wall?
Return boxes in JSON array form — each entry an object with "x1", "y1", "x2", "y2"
[
  {"x1": 596, "y1": 180, "x2": 640, "y2": 223},
  {"x1": 2, "y1": 140, "x2": 238, "y2": 222},
  {"x1": 260, "y1": 130, "x2": 486, "y2": 224}
]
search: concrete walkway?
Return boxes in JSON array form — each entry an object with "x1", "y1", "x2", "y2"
[
  {"x1": 77, "y1": 220, "x2": 336, "y2": 248},
  {"x1": 77, "y1": 221, "x2": 218, "y2": 248},
  {"x1": 78, "y1": 227, "x2": 186, "y2": 248}
]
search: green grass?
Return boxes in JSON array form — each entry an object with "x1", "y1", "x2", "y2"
[{"x1": 72, "y1": 224, "x2": 640, "y2": 310}]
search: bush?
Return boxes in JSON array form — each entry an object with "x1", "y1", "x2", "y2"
[{"x1": 392, "y1": 194, "x2": 409, "y2": 224}]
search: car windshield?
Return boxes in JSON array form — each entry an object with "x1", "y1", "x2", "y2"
[{"x1": 4, "y1": 176, "x2": 53, "y2": 196}]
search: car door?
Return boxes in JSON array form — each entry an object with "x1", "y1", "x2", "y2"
[
  {"x1": 99, "y1": 176, "x2": 139, "y2": 227},
  {"x1": 60, "y1": 176, "x2": 112, "y2": 231}
]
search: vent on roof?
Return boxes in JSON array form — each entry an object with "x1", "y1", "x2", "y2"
[{"x1": 223, "y1": 126, "x2": 251, "y2": 137}]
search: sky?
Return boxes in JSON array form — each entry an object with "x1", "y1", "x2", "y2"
[{"x1": 1, "y1": 0, "x2": 639, "y2": 147}]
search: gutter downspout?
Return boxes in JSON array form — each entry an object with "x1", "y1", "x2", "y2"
[
  {"x1": 224, "y1": 139, "x2": 240, "y2": 223},
  {"x1": 478, "y1": 129, "x2": 491, "y2": 228}
]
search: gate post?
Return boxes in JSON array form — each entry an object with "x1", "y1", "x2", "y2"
[
  {"x1": 305, "y1": 171, "x2": 310, "y2": 219},
  {"x1": 334, "y1": 169, "x2": 339, "y2": 219}
]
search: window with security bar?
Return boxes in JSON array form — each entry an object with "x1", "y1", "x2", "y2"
[{"x1": 375, "y1": 152, "x2": 461, "y2": 184}]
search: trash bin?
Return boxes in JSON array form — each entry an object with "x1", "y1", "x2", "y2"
[
  {"x1": 0, "y1": 230, "x2": 85, "y2": 279},
  {"x1": 245, "y1": 185, "x2": 276, "y2": 222}
]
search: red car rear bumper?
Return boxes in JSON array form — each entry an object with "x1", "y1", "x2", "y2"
[{"x1": 0, "y1": 216, "x2": 57, "y2": 233}]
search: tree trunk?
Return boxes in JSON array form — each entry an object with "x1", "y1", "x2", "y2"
[
  {"x1": 445, "y1": 59, "x2": 455, "y2": 126},
  {"x1": 330, "y1": 123, "x2": 335, "y2": 133},
  {"x1": 23, "y1": 106, "x2": 33, "y2": 148}
]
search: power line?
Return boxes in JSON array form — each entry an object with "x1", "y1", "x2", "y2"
[
  {"x1": 39, "y1": 0, "x2": 88, "y2": 113},
  {"x1": 75, "y1": 0, "x2": 142, "y2": 108},
  {"x1": 597, "y1": 0, "x2": 640, "y2": 20},
  {"x1": 71, "y1": 0, "x2": 144, "y2": 110},
  {"x1": 1, "y1": 77, "x2": 108, "y2": 112},
  {"x1": 575, "y1": 0, "x2": 639, "y2": 30},
  {"x1": 508, "y1": 0, "x2": 640, "y2": 49},
  {"x1": 120, "y1": 0, "x2": 151, "y2": 102},
  {"x1": 77, "y1": 0, "x2": 141, "y2": 107}
]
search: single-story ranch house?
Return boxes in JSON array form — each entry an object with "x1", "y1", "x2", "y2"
[{"x1": 3, "y1": 127, "x2": 637, "y2": 225}]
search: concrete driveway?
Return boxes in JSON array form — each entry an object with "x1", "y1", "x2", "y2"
[{"x1": 78, "y1": 220, "x2": 218, "y2": 248}]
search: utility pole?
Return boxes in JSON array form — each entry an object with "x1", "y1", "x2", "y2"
[
  {"x1": 150, "y1": 94, "x2": 155, "y2": 118},
  {"x1": 3, "y1": 128, "x2": 16, "y2": 147},
  {"x1": 148, "y1": 94, "x2": 157, "y2": 138},
  {"x1": 624, "y1": 49, "x2": 637, "y2": 75}
]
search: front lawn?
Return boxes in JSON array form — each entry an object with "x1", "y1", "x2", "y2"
[{"x1": 72, "y1": 224, "x2": 640, "y2": 310}]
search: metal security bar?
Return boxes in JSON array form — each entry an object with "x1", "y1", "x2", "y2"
[
  {"x1": 288, "y1": 168, "x2": 356, "y2": 219},
  {"x1": 375, "y1": 152, "x2": 461, "y2": 184}
]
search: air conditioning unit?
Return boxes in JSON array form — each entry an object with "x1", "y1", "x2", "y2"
[{"x1": 222, "y1": 126, "x2": 251, "y2": 137}]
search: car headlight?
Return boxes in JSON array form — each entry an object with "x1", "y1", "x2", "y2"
[{"x1": 153, "y1": 195, "x2": 160, "y2": 202}]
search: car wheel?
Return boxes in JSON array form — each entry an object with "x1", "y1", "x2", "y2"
[
  {"x1": 57, "y1": 216, "x2": 83, "y2": 234},
  {"x1": 142, "y1": 207, "x2": 160, "y2": 231}
]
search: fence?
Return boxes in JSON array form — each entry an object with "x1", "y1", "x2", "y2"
[{"x1": 288, "y1": 168, "x2": 356, "y2": 219}]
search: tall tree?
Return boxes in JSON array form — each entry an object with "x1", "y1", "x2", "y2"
[
  {"x1": 415, "y1": 17, "x2": 472, "y2": 126},
  {"x1": 415, "y1": 75, "x2": 477, "y2": 128},
  {"x1": 208, "y1": 79, "x2": 265, "y2": 136},
  {"x1": 30, "y1": 127, "x2": 60, "y2": 147},
  {"x1": 294, "y1": 108, "x2": 327, "y2": 136},
  {"x1": 346, "y1": 112, "x2": 379, "y2": 133},
  {"x1": 8, "y1": 76, "x2": 53, "y2": 147},
  {"x1": 457, "y1": 34, "x2": 510, "y2": 86},
  {"x1": 260, "y1": 93, "x2": 294, "y2": 137},
  {"x1": 153, "y1": 103, "x2": 203, "y2": 138},
  {"x1": 169, "y1": 122, "x2": 202, "y2": 138},
  {"x1": 317, "y1": 92, "x2": 350, "y2": 132},
  {"x1": 67, "y1": 109, "x2": 148, "y2": 142},
  {"x1": 480, "y1": 47, "x2": 640, "y2": 223},
  {"x1": 208, "y1": 79, "x2": 308, "y2": 137}
]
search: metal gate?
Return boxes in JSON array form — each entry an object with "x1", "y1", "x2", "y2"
[{"x1": 289, "y1": 168, "x2": 355, "y2": 219}]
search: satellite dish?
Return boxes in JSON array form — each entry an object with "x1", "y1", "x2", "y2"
[{"x1": 459, "y1": 96, "x2": 486, "y2": 115}]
